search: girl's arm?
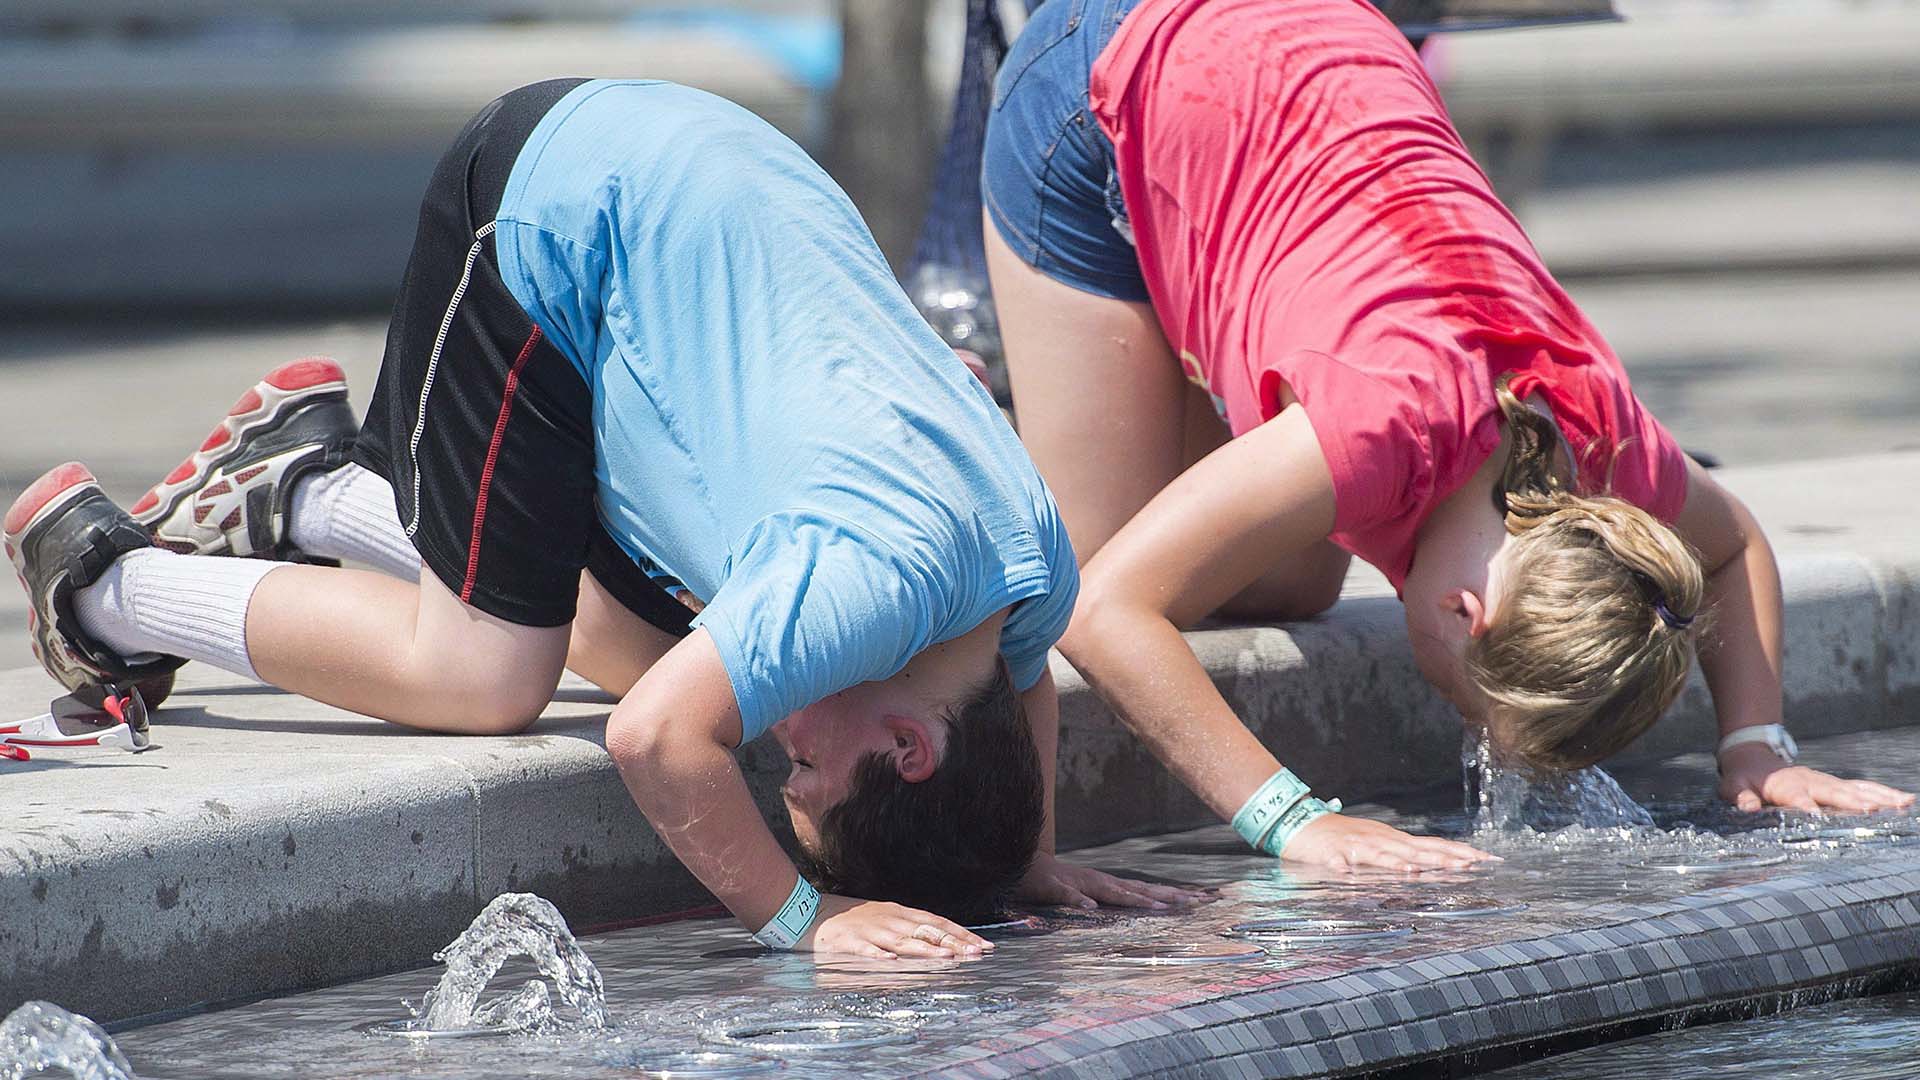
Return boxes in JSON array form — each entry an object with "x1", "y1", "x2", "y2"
[
  {"x1": 1013, "y1": 668, "x2": 1205, "y2": 907},
  {"x1": 605, "y1": 628, "x2": 994, "y2": 957},
  {"x1": 1062, "y1": 407, "x2": 1491, "y2": 870},
  {"x1": 1673, "y1": 460, "x2": 1912, "y2": 813}
]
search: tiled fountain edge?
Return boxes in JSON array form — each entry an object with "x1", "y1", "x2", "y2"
[{"x1": 918, "y1": 857, "x2": 1920, "y2": 1079}]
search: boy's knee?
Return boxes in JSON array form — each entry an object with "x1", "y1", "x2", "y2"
[
  {"x1": 426, "y1": 664, "x2": 558, "y2": 735},
  {"x1": 460, "y1": 699, "x2": 546, "y2": 736}
]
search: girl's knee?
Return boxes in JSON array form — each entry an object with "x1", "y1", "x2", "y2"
[{"x1": 1221, "y1": 548, "x2": 1351, "y2": 623}]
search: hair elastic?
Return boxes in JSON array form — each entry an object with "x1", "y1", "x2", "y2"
[{"x1": 1653, "y1": 596, "x2": 1694, "y2": 630}]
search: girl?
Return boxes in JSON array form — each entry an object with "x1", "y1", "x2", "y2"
[{"x1": 982, "y1": 0, "x2": 1912, "y2": 870}]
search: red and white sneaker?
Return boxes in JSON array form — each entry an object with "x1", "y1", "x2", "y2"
[
  {"x1": 5, "y1": 463, "x2": 183, "y2": 707},
  {"x1": 131, "y1": 358, "x2": 356, "y2": 560}
]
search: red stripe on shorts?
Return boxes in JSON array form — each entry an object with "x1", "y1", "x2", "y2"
[{"x1": 462, "y1": 327, "x2": 544, "y2": 604}]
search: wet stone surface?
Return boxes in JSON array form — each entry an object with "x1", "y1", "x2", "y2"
[{"x1": 101, "y1": 728, "x2": 1920, "y2": 1078}]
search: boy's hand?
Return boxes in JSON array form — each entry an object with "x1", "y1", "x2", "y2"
[
  {"x1": 1719, "y1": 747, "x2": 1915, "y2": 814},
  {"x1": 800, "y1": 895, "x2": 994, "y2": 960},
  {"x1": 1014, "y1": 851, "x2": 1205, "y2": 910},
  {"x1": 1280, "y1": 813, "x2": 1496, "y2": 872}
]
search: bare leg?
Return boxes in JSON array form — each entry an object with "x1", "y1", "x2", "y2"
[
  {"x1": 247, "y1": 564, "x2": 569, "y2": 734},
  {"x1": 564, "y1": 569, "x2": 683, "y2": 698},
  {"x1": 987, "y1": 217, "x2": 1186, "y2": 563},
  {"x1": 989, "y1": 217, "x2": 1349, "y2": 623}
]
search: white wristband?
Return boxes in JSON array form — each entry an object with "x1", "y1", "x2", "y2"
[
  {"x1": 752, "y1": 874, "x2": 821, "y2": 950},
  {"x1": 1717, "y1": 724, "x2": 1799, "y2": 764}
]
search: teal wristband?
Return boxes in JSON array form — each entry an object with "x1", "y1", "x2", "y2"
[
  {"x1": 1255, "y1": 794, "x2": 1343, "y2": 857},
  {"x1": 1231, "y1": 768, "x2": 1312, "y2": 850},
  {"x1": 752, "y1": 874, "x2": 821, "y2": 950}
]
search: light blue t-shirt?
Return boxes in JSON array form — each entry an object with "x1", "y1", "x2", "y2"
[{"x1": 492, "y1": 80, "x2": 1077, "y2": 742}]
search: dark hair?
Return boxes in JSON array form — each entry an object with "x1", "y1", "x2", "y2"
[{"x1": 799, "y1": 656, "x2": 1043, "y2": 923}]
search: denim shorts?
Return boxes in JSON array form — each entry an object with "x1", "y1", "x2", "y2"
[{"x1": 982, "y1": 0, "x2": 1150, "y2": 302}]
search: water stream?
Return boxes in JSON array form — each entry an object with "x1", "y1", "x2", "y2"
[
  {"x1": 0, "y1": 1002, "x2": 134, "y2": 1080},
  {"x1": 1463, "y1": 727, "x2": 1657, "y2": 833},
  {"x1": 411, "y1": 892, "x2": 608, "y2": 1033}
]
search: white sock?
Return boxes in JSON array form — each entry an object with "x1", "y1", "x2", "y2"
[
  {"x1": 287, "y1": 464, "x2": 421, "y2": 582},
  {"x1": 73, "y1": 549, "x2": 278, "y2": 682}
]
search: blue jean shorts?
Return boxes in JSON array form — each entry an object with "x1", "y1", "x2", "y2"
[{"x1": 983, "y1": 0, "x2": 1150, "y2": 302}]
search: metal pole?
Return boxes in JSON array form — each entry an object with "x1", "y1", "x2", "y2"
[{"x1": 830, "y1": 0, "x2": 934, "y2": 273}]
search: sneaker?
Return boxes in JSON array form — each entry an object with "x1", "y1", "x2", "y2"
[
  {"x1": 5, "y1": 463, "x2": 184, "y2": 707},
  {"x1": 131, "y1": 357, "x2": 356, "y2": 560}
]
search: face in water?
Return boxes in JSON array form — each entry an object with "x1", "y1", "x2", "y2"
[{"x1": 1401, "y1": 524, "x2": 1518, "y2": 743}]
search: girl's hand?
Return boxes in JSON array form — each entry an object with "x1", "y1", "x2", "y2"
[
  {"x1": 1718, "y1": 746, "x2": 1915, "y2": 814},
  {"x1": 1014, "y1": 851, "x2": 1207, "y2": 910},
  {"x1": 1280, "y1": 813, "x2": 1497, "y2": 872},
  {"x1": 799, "y1": 895, "x2": 993, "y2": 960}
]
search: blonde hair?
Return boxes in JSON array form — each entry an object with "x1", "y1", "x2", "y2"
[{"x1": 1466, "y1": 375, "x2": 1706, "y2": 772}]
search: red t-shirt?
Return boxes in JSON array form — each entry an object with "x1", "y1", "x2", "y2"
[{"x1": 1089, "y1": 0, "x2": 1688, "y2": 588}]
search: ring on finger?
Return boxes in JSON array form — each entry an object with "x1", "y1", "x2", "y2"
[{"x1": 912, "y1": 925, "x2": 948, "y2": 945}]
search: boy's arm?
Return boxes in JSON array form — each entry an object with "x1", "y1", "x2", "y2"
[
  {"x1": 1063, "y1": 407, "x2": 1489, "y2": 870},
  {"x1": 1012, "y1": 668, "x2": 1200, "y2": 908},
  {"x1": 604, "y1": 628, "x2": 992, "y2": 957},
  {"x1": 1673, "y1": 461, "x2": 1912, "y2": 813}
]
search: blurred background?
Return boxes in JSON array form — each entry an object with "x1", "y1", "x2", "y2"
[{"x1": 1, "y1": 0, "x2": 1918, "y2": 667}]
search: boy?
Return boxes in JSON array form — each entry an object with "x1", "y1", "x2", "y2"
[{"x1": 7, "y1": 80, "x2": 1183, "y2": 955}]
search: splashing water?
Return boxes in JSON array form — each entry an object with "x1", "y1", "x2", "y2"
[
  {"x1": 1463, "y1": 728, "x2": 1655, "y2": 833},
  {"x1": 414, "y1": 893, "x2": 608, "y2": 1032},
  {"x1": 467, "y1": 980, "x2": 553, "y2": 1031},
  {"x1": 0, "y1": 1002, "x2": 134, "y2": 1080}
]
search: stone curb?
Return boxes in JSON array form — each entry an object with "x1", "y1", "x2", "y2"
[{"x1": 2, "y1": 457, "x2": 1917, "y2": 1022}]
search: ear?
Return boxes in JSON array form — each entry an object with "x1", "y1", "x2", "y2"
[
  {"x1": 881, "y1": 714, "x2": 940, "y2": 783},
  {"x1": 1443, "y1": 588, "x2": 1494, "y2": 639}
]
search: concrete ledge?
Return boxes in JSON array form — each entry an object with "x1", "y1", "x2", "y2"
[
  {"x1": 3, "y1": 454, "x2": 1918, "y2": 1021},
  {"x1": 0, "y1": 671, "x2": 799, "y2": 1022},
  {"x1": 0, "y1": 25, "x2": 813, "y2": 148},
  {"x1": 1437, "y1": 6, "x2": 1920, "y2": 132}
]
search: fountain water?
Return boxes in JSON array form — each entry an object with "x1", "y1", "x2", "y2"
[
  {"x1": 1463, "y1": 727, "x2": 1656, "y2": 832},
  {"x1": 0, "y1": 1002, "x2": 135, "y2": 1080},
  {"x1": 398, "y1": 892, "x2": 608, "y2": 1035}
]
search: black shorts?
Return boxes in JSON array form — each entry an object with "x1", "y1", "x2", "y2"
[{"x1": 353, "y1": 79, "x2": 693, "y2": 635}]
